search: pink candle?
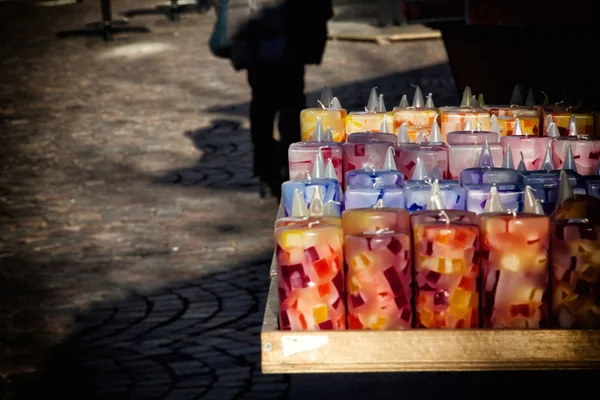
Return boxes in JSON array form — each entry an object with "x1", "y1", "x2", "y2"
[
  {"x1": 552, "y1": 117, "x2": 600, "y2": 175},
  {"x1": 500, "y1": 118, "x2": 554, "y2": 170}
]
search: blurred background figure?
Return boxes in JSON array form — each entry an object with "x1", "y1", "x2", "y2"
[
  {"x1": 210, "y1": 0, "x2": 334, "y2": 200},
  {"x1": 377, "y1": 0, "x2": 406, "y2": 27}
]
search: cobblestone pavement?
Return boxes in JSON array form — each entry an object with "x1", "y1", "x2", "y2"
[{"x1": 0, "y1": 1, "x2": 461, "y2": 398}]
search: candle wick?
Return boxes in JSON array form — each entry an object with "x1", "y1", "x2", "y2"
[
  {"x1": 317, "y1": 100, "x2": 326, "y2": 110},
  {"x1": 440, "y1": 210, "x2": 450, "y2": 225},
  {"x1": 511, "y1": 209, "x2": 517, "y2": 217},
  {"x1": 308, "y1": 221, "x2": 320, "y2": 229}
]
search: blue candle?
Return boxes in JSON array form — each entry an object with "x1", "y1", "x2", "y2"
[
  {"x1": 459, "y1": 139, "x2": 522, "y2": 185},
  {"x1": 282, "y1": 149, "x2": 342, "y2": 217},
  {"x1": 344, "y1": 147, "x2": 405, "y2": 210},
  {"x1": 464, "y1": 183, "x2": 524, "y2": 215},
  {"x1": 403, "y1": 157, "x2": 466, "y2": 211}
]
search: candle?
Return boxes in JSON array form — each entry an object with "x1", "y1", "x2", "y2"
[
  {"x1": 300, "y1": 87, "x2": 347, "y2": 142},
  {"x1": 404, "y1": 159, "x2": 466, "y2": 212},
  {"x1": 342, "y1": 204, "x2": 409, "y2": 235},
  {"x1": 275, "y1": 188, "x2": 341, "y2": 229},
  {"x1": 552, "y1": 116, "x2": 600, "y2": 175},
  {"x1": 396, "y1": 122, "x2": 449, "y2": 180},
  {"x1": 464, "y1": 182, "x2": 524, "y2": 215},
  {"x1": 412, "y1": 209, "x2": 480, "y2": 328},
  {"x1": 343, "y1": 125, "x2": 395, "y2": 174},
  {"x1": 447, "y1": 127, "x2": 503, "y2": 180},
  {"x1": 550, "y1": 171, "x2": 600, "y2": 328},
  {"x1": 459, "y1": 139, "x2": 521, "y2": 185},
  {"x1": 480, "y1": 189, "x2": 550, "y2": 328},
  {"x1": 344, "y1": 147, "x2": 405, "y2": 209},
  {"x1": 542, "y1": 107, "x2": 594, "y2": 137},
  {"x1": 500, "y1": 119, "x2": 557, "y2": 171},
  {"x1": 346, "y1": 87, "x2": 394, "y2": 135},
  {"x1": 344, "y1": 229, "x2": 412, "y2": 329},
  {"x1": 392, "y1": 86, "x2": 438, "y2": 142},
  {"x1": 495, "y1": 115, "x2": 541, "y2": 136},
  {"x1": 410, "y1": 209, "x2": 478, "y2": 227},
  {"x1": 485, "y1": 105, "x2": 538, "y2": 118},
  {"x1": 345, "y1": 120, "x2": 397, "y2": 144},
  {"x1": 522, "y1": 165, "x2": 586, "y2": 215},
  {"x1": 584, "y1": 162, "x2": 600, "y2": 199},
  {"x1": 275, "y1": 222, "x2": 345, "y2": 330},
  {"x1": 282, "y1": 150, "x2": 342, "y2": 217},
  {"x1": 439, "y1": 87, "x2": 492, "y2": 140},
  {"x1": 289, "y1": 120, "x2": 343, "y2": 181}
]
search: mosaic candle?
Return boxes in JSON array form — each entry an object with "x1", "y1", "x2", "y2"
[
  {"x1": 345, "y1": 232, "x2": 412, "y2": 329},
  {"x1": 551, "y1": 196, "x2": 600, "y2": 328},
  {"x1": 439, "y1": 107, "x2": 492, "y2": 140},
  {"x1": 464, "y1": 184, "x2": 524, "y2": 215},
  {"x1": 412, "y1": 215, "x2": 480, "y2": 328},
  {"x1": 342, "y1": 208, "x2": 410, "y2": 236},
  {"x1": 480, "y1": 213, "x2": 550, "y2": 328},
  {"x1": 447, "y1": 132, "x2": 502, "y2": 180},
  {"x1": 276, "y1": 224, "x2": 346, "y2": 330},
  {"x1": 404, "y1": 180, "x2": 466, "y2": 212}
]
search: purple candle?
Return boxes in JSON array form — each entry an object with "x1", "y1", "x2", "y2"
[
  {"x1": 447, "y1": 122, "x2": 503, "y2": 180},
  {"x1": 500, "y1": 118, "x2": 557, "y2": 171},
  {"x1": 396, "y1": 122, "x2": 449, "y2": 180}
]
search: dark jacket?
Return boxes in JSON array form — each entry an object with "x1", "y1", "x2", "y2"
[{"x1": 215, "y1": 0, "x2": 333, "y2": 70}]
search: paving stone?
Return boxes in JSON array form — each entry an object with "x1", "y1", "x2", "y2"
[{"x1": 0, "y1": 0, "x2": 458, "y2": 398}]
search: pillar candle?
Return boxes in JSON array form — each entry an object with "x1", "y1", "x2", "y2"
[
  {"x1": 344, "y1": 148, "x2": 405, "y2": 209},
  {"x1": 289, "y1": 120, "x2": 343, "y2": 181},
  {"x1": 464, "y1": 183, "x2": 524, "y2": 215},
  {"x1": 300, "y1": 88, "x2": 347, "y2": 142},
  {"x1": 275, "y1": 188, "x2": 341, "y2": 229},
  {"x1": 552, "y1": 116, "x2": 600, "y2": 175},
  {"x1": 500, "y1": 119, "x2": 556, "y2": 171},
  {"x1": 343, "y1": 142, "x2": 393, "y2": 175},
  {"x1": 342, "y1": 207, "x2": 409, "y2": 235},
  {"x1": 346, "y1": 131, "x2": 397, "y2": 144},
  {"x1": 393, "y1": 87, "x2": 438, "y2": 142},
  {"x1": 447, "y1": 131, "x2": 503, "y2": 180},
  {"x1": 551, "y1": 174, "x2": 600, "y2": 328},
  {"x1": 404, "y1": 165, "x2": 466, "y2": 212},
  {"x1": 410, "y1": 209, "x2": 478, "y2": 227},
  {"x1": 412, "y1": 212, "x2": 480, "y2": 328},
  {"x1": 346, "y1": 88, "x2": 394, "y2": 135},
  {"x1": 484, "y1": 105, "x2": 538, "y2": 118},
  {"x1": 458, "y1": 138, "x2": 519, "y2": 185},
  {"x1": 275, "y1": 224, "x2": 346, "y2": 330},
  {"x1": 345, "y1": 231, "x2": 412, "y2": 329},
  {"x1": 480, "y1": 212, "x2": 550, "y2": 328},
  {"x1": 282, "y1": 151, "x2": 342, "y2": 217},
  {"x1": 495, "y1": 115, "x2": 541, "y2": 136},
  {"x1": 439, "y1": 107, "x2": 492, "y2": 140},
  {"x1": 542, "y1": 108, "x2": 594, "y2": 137},
  {"x1": 523, "y1": 159, "x2": 586, "y2": 214},
  {"x1": 395, "y1": 122, "x2": 449, "y2": 180}
]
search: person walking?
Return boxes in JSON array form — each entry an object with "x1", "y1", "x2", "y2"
[{"x1": 210, "y1": 0, "x2": 334, "y2": 199}]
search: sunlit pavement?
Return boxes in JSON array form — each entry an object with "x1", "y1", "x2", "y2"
[{"x1": 0, "y1": 1, "x2": 458, "y2": 398}]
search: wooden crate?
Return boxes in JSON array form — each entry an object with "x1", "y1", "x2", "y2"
[{"x1": 261, "y1": 256, "x2": 600, "y2": 374}]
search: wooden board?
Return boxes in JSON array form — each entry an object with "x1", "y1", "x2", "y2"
[
  {"x1": 262, "y1": 257, "x2": 600, "y2": 374},
  {"x1": 327, "y1": 21, "x2": 441, "y2": 44}
]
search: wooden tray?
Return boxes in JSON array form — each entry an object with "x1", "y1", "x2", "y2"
[
  {"x1": 263, "y1": 257, "x2": 600, "y2": 374},
  {"x1": 263, "y1": 206, "x2": 600, "y2": 373}
]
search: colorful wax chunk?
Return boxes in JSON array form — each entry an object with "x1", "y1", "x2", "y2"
[
  {"x1": 412, "y1": 217, "x2": 480, "y2": 328},
  {"x1": 484, "y1": 105, "x2": 538, "y2": 118},
  {"x1": 480, "y1": 213, "x2": 550, "y2": 328},
  {"x1": 345, "y1": 233, "x2": 412, "y2": 329}
]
